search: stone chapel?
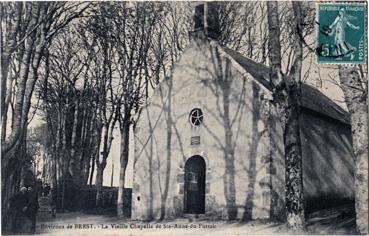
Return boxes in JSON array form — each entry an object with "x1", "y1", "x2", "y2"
[{"x1": 131, "y1": 2, "x2": 355, "y2": 220}]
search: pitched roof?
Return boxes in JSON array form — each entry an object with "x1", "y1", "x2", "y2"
[{"x1": 220, "y1": 46, "x2": 350, "y2": 125}]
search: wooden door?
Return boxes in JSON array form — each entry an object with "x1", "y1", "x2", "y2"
[{"x1": 184, "y1": 155, "x2": 206, "y2": 214}]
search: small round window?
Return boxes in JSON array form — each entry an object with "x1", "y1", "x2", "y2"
[{"x1": 189, "y1": 108, "x2": 203, "y2": 126}]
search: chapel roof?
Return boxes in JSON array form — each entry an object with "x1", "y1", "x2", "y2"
[{"x1": 221, "y1": 46, "x2": 351, "y2": 125}]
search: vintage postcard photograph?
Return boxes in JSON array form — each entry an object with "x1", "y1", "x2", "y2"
[{"x1": 1, "y1": 1, "x2": 368, "y2": 235}]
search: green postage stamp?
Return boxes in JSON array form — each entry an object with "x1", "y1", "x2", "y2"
[{"x1": 317, "y1": 3, "x2": 367, "y2": 64}]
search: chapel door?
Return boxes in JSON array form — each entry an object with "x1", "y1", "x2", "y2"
[{"x1": 184, "y1": 155, "x2": 206, "y2": 214}]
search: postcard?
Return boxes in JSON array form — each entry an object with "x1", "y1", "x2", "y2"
[{"x1": 1, "y1": 1, "x2": 367, "y2": 235}]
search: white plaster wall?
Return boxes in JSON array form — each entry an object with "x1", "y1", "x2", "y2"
[{"x1": 132, "y1": 40, "x2": 272, "y2": 220}]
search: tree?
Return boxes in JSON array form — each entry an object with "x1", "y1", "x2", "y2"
[
  {"x1": 1, "y1": 2, "x2": 89, "y2": 231},
  {"x1": 111, "y1": 2, "x2": 162, "y2": 218},
  {"x1": 80, "y1": 3, "x2": 119, "y2": 207},
  {"x1": 338, "y1": 65, "x2": 368, "y2": 234},
  {"x1": 39, "y1": 24, "x2": 96, "y2": 210},
  {"x1": 267, "y1": 1, "x2": 305, "y2": 231},
  {"x1": 218, "y1": 2, "x2": 268, "y2": 62}
]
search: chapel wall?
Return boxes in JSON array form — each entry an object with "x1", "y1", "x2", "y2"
[
  {"x1": 132, "y1": 41, "x2": 273, "y2": 220},
  {"x1": 268, "y1": 104, "x2": 286, "y2": 221},
  {"x1": 300, "y1": 110, "x2": 355, "y2": 211}
]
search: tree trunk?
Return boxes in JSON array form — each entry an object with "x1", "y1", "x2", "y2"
[
  {"x1": 267, "y1": 1, "x2": 305, "y2": 231},
  {"x1": 110, "y1": 162, "x2": 114, "y2": 187},
  {"x1": 82, "y1": 111, "x2": 95, "y2": 185},
  {"x1": 95, "y1": 155, "x2": 105, "y2": 207},
  {"x1": 1, "y1": 6, "x2": 43, "y2": 219},
  {"x1": 338, "y1": 66, "x2": 368, "y2": 234},
  {"x1": 117, "y1": 118, "x2": 130, "y2": 218},
  {"x1": 89, "y1": 156, "x2": 95, "y2": 186},
  {"x1": 1, "y1": 36, "x2": 33, "y2": 161},
  {"x1": 1, "y1": 4, "x2": 40, "y2": 157},
  {"x1": 283, "y1": 85, "x2": 304, "y2": 230},
  {"x1": 61, "y1": 169, "x2": 66, "y2": 212},
  {"x1": 95, "y1": 116, "x2": 116, "y2": 206},
  {"x1": 284, "y1": 2, "x2": 305, "y2": 230},
  {"x1": 2, "y1": 24, "x2": 45, "y2": 217},
  {"x1": 89, "y1": 120, "x2": 101, "y2": 187},
  {"x1": 70, "y1": 101, "x2": 79, "y2": 160},
  {"x1": 266, "y1": 1, "x2": 283, "y2": 88},
  {"x1": 1, "y1": 69, "x2": 16, "y2": 142},
  {"x1": 79, "y1": 107, "x2": 88, "y2": 181},
  {"x1": 61, "y1": 111, "x2": 68, "y2": 212},
  {"x1": 0, "y1": 3, "x2": 22, "y2": 120},
  {"x1": 69, "y1": 101, "x2": 80, "y2": 183},
  {"x1": 95, "y1": 166, "x2": 105, "y2": 207}
]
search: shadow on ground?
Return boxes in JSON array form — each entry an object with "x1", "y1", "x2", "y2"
[
  {"x1": 34, "y1": 204, "x2": 357, "y2": 235},
  {"x1": 305, "y1": 204, "x2": 357, "y2": 235}
]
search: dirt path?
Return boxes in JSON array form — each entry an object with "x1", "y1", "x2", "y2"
[{"x1": 35, "y1": 204, "x2": 357, "y2": 235}]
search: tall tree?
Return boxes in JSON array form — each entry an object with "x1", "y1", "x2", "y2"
[
  {"x1": 1, "y1": 2, "x2": 89, "y2": 231},
  {"x1": 81, "y1": 3, "x2": 119, "y2": 207},
  {"x1": 338, "y1": 65, "x2": 368, "y2": 234},
  {"x1": 112, "y1": 2, "x2": 161, "y2": 218},
  {"x1": 39, "y1": 25, "x2": 96, "y2": 210},
  {"x1": 267, "y1": 1, "x2": 305, "y2": 231}
]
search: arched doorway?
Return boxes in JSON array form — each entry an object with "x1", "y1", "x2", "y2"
[{"x1": 184, "y1": 155, "x2": 206, "y2": 214}]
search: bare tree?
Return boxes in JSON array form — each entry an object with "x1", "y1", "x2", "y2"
[
  {"x1": 111, "y1": 2, "x2": 162, "y2": 218},
  {"x1": 1, "y1": 2, "x2": 89, "y2": 231},
  {"x1": 338, "y1": 65, "x2": 368, "y2": 234},
  {"x1": 39, "y1": 25, "x2": 95, "y2": 210},
  {"x1": 80, "y1": 3, "x2": 119, "y2": 207},
  {"x1": 218, "y1": 2, "x2": 268, "y2": 61},
  {"x1": 267, "y1": 1, "x2": 305, "y2": 231}
]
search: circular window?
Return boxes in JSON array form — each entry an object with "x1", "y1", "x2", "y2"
[{"x1": 189, "y1": 108, "x2": 204, "y2": 126}]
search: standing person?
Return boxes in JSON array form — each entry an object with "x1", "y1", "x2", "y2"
[
  {"x1": 42, "y1": 183, "x2": 51, "y2": 196},
  {"x1": 50, "y1": 188, "x2": 57, "y2": 217},
  {"x1": 26, "y1": 186, "x2": 39, "y2": 234},
  {"x1": 9, "y1": 187, "x2": 29, "y2": 234}
]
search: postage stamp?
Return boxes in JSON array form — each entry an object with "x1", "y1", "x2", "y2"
[{"x1": 317, "y1": 3, "x2": 367, "y2": 64}]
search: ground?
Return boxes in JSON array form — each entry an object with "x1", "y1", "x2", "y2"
[{"x1": 35, "y1": 204, "x2": 357, "y2": 235}]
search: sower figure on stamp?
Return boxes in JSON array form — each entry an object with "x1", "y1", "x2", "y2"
[
  {"x1": 9, "y1": 187, "x2": 30, "y2": 234},
  {"x1": 26, "y1": 186, "x2": 39, "y2": 234},
  {"x1": 328, "y1": 8, "x2": 360, "y2": 59}
]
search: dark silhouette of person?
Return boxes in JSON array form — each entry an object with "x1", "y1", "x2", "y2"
[
  {"x1": 26, "y1": 186, "x2": 39, "y2": 234},
  {"x1": 50, "y1": 188, "x2": 57, "y2": 217},
  {"x1": 42, "y1": 183, "x2": 51, "y2": 196},
  {"x1": 9, "y1": 187, "x2": 29, "y2": 234}
]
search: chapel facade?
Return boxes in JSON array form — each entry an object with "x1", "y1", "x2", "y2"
[{"x1": 131, "y1": 2, "x2": 355, "y2": 220}]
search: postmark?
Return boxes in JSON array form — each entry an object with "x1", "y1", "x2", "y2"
[{"x1": 317, "y1": 2, "x2": 367, "y2": 64}]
